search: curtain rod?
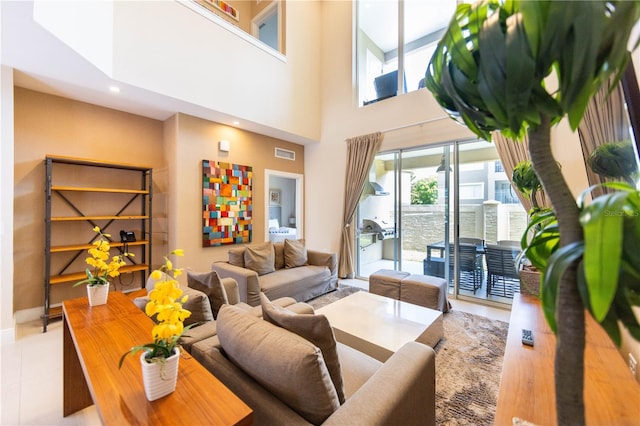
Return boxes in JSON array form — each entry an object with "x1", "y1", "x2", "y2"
[
  {"x1": 381, "y1": 115, "x2": 450, "y2": 134},
  {"x1": 345, "y1": 115, "x2": 452, "y2": 142}
]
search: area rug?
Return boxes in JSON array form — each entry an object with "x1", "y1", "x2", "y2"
[{"x1": 307, "y1": 284, "x2": 509, "y2": 426}]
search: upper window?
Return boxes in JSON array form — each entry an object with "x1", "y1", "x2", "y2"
[{"x1": 356, "y1": 0, "x2": 457, "y2": 107}]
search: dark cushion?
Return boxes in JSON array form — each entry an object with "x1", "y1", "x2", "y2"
[
  {"x1": 187, "y1": 270, "x2": 228, "y2": 319},
  {"x1": 273, "y1": 242, "x2": 285, "y2": 270},
  {"x1": 216, "y1": 305, "x2": 340, "y2": 424},
  {"x1": 134, "y1": 286, "x2": 213, "y2": 326},
  {"x1": 244, "y1": 242, "x2": 275, "y2": 275},
  {"x1": 284, "y1": 239, "x2": 307, "y2": 268},
  {"x1": 228, "y1": 247, "x2": 246, "y2": 268},
  {"x1": 260, "y1": 293, "x2": 346, "y2": 404}
]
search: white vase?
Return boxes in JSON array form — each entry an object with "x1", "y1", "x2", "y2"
[
  {"x1": 140, "y1": 348, "x2": 180, "y2": 401},
  {"x1": 86, "y1": 283, "x2": 109, "y2": 306}
]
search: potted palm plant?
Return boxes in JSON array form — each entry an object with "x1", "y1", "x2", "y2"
[
  {"x1": 425, "y1": 1, "x2": 640, "y2": 423},
  {"x1": 511, "y1": 160, "x2": 544, "y2": 296},
  {"x1": 588, "y1": 139, "x2": 639, "y2": 186}
]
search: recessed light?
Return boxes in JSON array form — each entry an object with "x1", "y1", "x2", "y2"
[
  {"x1": 109, "y1": 86, "x2": 120, "y2": 93},
  {"x1": 232, "y1": 120, "x2": 240, "y2": 125}
]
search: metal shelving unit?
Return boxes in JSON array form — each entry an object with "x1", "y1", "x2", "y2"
[{"x1": 43, "y1": 155, "x2": 152, "y2": 331}]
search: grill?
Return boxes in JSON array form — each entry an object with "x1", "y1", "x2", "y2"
[{"x1": 362, "y1": 219, "x2": 396, "y2": 240}]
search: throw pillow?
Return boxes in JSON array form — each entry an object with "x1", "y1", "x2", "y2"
[
  {"x1": 284, "y1": 239, "x2": 307, "y2": 268},
  {"x1": 260, "y1": 293, "x2": 346, "y2": 404},
  {"x1": 133, "y1": 286, "x2": 213, "y2": 326},
  {"x1": 244, "y1": 242, "x2": 275, "y2": 275},
  {"x1": 187, "y1": 270, "x2": 228, "y2": 319},
  {"x1": 216, "y1": 305, "x2": 340, "y2": 424},
  {"x1": 145, "y1": 271, "x2": 172, "y2": 293},
  {"x1": 273, "y1": 242, "x2": 285, "y2": 270},
  {"x1": 228, "y1": 247, "x2": 246, "y2": 268}
]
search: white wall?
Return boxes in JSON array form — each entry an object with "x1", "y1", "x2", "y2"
[
  {"x1": 307, "y1": 0, "x2": 588, "y2": 260},
  {"x1": 32, "y1": 0, "x2": 322, "y2": 143},
  {"x1": 0, "y1": 66, "x2": 15, "y2": 340}
]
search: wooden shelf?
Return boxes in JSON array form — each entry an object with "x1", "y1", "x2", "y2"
[
  {"x1": 45, "y1": 154, "x2": 152, "y2": 171},
  {"x1": 44, "y1": 156, "x2": 152, "y2": 333},
  {"x1": 44, "y1": 305, "x2": 63, "y2": 320},
  {"x1": 50, "y1": 240, "x2": 148, "y2": 253},
  {"x1": 50, "y1": 264, "x2": 149, "y2": 285},
  {"x1": 52, "y1": 186, "x2": 149, "y2": 195},
  {"x1": 51, "y1": 215, "x2": 148, "y2": 222}
]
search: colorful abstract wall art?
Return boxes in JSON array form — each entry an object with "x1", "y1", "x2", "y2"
[{"x1": 202, "y1": 160, "x2": 252, "y2": 247}]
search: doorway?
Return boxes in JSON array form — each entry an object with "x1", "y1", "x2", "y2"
[
  {"x1": 264, "y1": 169, "x2": 303, "y2": 242},
  {"x1": 355, "y1": 140, "x2": 527, "y2": 306}
]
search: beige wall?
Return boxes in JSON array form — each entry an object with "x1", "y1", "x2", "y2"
[
  {"x1": 13, "y1": 90, "x2": 305, "y2": 317},
  {"x1": 164, "y1": 113, "x2": 304, "y2": 275},
  {"x1": 13, "y1": 88, "x2": 167, "y2": 313}
]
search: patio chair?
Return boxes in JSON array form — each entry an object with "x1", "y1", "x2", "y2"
[
  {"x1": 456, "y1": 243, "x2": 484, "y2": 294},
  {"x1": 485, "y1": 244, "x2": 521, "y2": 297}
]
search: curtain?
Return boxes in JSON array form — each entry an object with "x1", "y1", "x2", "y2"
[
  {"x1": 577, "y1": 77, "x2": 629, "y2": 196},
  {"x1": 493, "y1": 132, "x2": 548, "y2": 211},
  {"x1": 338, "y1": 132, "x2": 384, "y2": 278}
]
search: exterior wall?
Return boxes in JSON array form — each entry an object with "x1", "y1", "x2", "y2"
[{"x1": 399, "y1": 203, "x2": 527, "y2": 261}]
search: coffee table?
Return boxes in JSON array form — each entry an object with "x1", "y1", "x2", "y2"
[{"x1": 316, "y1": 291, "x2": 443, "y2": 362}]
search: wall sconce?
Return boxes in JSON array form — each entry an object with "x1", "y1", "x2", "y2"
[{"x1": 219, "y1": 140, "x2": 230, "y2": 152}]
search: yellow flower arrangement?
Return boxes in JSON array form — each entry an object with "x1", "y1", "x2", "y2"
[
  {"x1": 119, "y1": 249, "x2": 193, "y2": 367},
  {"x1": 74, "y1": 226, "x2": 130, "y2": 287}
]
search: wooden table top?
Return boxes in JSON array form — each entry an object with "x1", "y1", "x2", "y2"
[
  {"x1": 63, "y1": 292, "x2": 253, "y2": 425},
  {"x1": 495, "y1": 293, "x2": 640, "y2": 425}
]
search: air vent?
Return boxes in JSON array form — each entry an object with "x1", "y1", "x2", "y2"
[{"x1": 275, "y1": 147, "x2": 295, "y2": 161}]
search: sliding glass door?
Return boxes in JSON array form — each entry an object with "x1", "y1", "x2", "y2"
[{"x1": 356, "y1": 140, "x2": 527, "y2": 305}]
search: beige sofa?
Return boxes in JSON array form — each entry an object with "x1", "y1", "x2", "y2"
[
  {"x1": 212, "y1": 240, "x2": 338, "y2": 306},
  {"x1": 191, "y1": 297, "x2": 436, "y2": 425}
]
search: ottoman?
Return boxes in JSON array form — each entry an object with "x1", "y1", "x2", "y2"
[
  {"x1": 401, "y1": 274, "x2": 450, "y2": 313},
  {"x1": 369, "y1": 269, "x2": 410, "y2": 299}
]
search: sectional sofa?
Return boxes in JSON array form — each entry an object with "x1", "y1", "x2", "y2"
[{"x1": 190, "y1": 295, "x2": 437, "y2": 425}]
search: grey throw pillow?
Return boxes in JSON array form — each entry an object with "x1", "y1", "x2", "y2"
[
  {"x1": 216, "y1": 305, "x2": 340, "y2": 424},
  {"x1": 273, "y1": 242, "x2": 285, "y2": 270},
  {"x1": 134, "y1": 286, "x2": 213, "y2": 326},
  {"x1": 228, "y1": 247, "x2": 246, "y2": 268},
  {"x1": 187, "y1": 270, "x2": 228, "y2": 319},
  {"x1": 260, "y1": 293, "x2": 346, "y2": 404},
  {"x1": 244, "y1": 242, "x2": 276, "y2": 275},
  {"x1": 284, "y1": 239, "x2": 307, "y2": 268}
]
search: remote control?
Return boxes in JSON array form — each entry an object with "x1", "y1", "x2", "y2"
[{"x1": 522, "y1": 329, "x2": 534, "y2": 346}]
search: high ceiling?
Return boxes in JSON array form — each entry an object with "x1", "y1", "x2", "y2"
[{"x1": 1, "y1": 1, "x2": 304, "y2": 143}]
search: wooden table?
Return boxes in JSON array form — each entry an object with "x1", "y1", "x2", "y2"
[
  {"x1": 495, "y1": 293, "x2": 640, "y2": 425},
  {"x1": 63, "y1": 291, "x2": 253, "y2": 425}
]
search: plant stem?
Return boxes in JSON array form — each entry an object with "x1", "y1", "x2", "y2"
[{"x1": 528, "y1": 114, "x2": 585, "y2": 425}]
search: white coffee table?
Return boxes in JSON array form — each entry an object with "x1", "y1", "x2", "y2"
[{"x1": 316, "y1": 291, "x2": 443, "y2": 362}]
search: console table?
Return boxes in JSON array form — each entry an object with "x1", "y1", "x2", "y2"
[
  {"x1": 495, "y1": 293, "x2": 640, "y2": 425},
  {"x1": 63, "y1": 291, "x2": 253, "y2": 425}
]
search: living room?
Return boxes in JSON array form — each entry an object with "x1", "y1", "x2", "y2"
[{"x1": 2, "y1": 1, "x2": 640, "y2": 425}]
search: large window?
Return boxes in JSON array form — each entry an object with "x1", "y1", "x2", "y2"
[{"x1": 356, "y1": 0, "x2": 456, "y2": 106}]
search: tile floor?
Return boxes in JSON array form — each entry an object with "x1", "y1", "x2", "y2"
[{"x1": 1, "y1": 280, "x2": 510, "y2": 425}]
